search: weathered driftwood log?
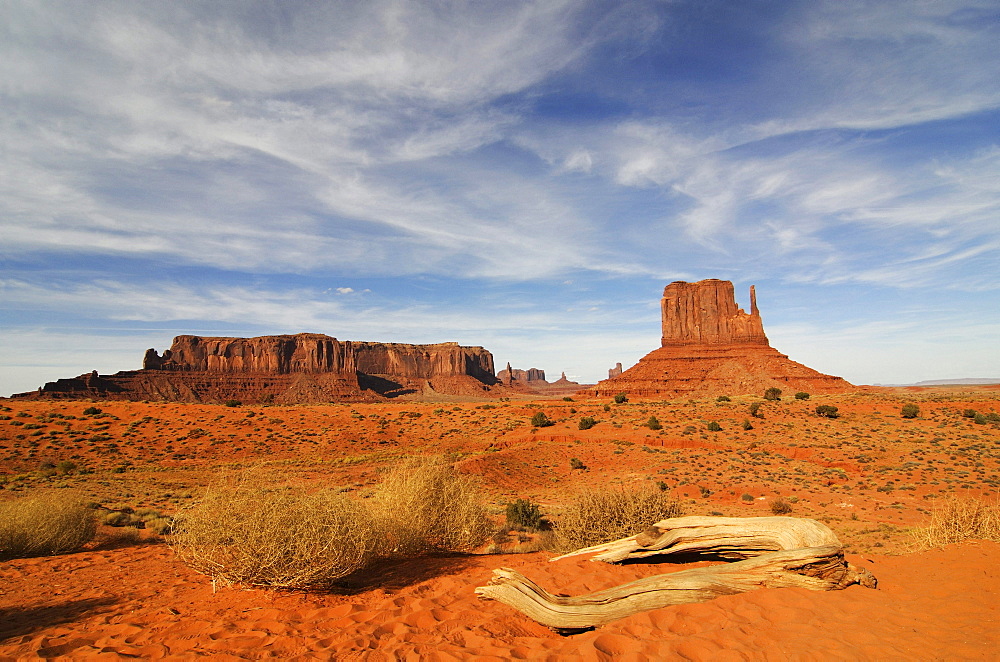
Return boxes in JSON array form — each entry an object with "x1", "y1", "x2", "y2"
[
  {"x1": 476, "y1": 517, "x2": 877, "y2": 633},
  {"x1": 478, "y1": 545, "x2": 876, "y2": 634},
  {"x1": 551, "y1": 515, "x2": 841, "y2": 563}
]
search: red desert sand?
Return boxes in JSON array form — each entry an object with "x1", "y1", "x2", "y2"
[
  {"x1": 2, "y1": 389, "x2": 999, "y2": 659},
  {"x1": 1, "y1": 539, "x2": 997, "y2": 660}
]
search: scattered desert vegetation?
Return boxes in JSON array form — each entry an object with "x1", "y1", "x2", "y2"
[{"x1": 1, "y1": 388, "x2": 999, "y2": 658}]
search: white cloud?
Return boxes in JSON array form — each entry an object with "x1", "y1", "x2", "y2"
[
  {"x1": 752, "y1": 0, "x2": 1000, "y2": 133},
  {"x1": 2, "y1": 1, "x2": 997, "y2": 394}
]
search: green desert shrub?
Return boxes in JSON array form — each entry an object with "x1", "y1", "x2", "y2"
[
  {"x1": 716, "y1": 395, "x2": 731, "y2": 402},
  {"x1": 742, "y1": 419, "x2": 754, "y2": 430},
  {"x1": 749, "y1": 402, "x2": 764, "y2": 418},
  {"x1": 794, "y1": 392, "x2": 810, "y2": 400},
  {"x1": 554, "y1": 486, "x2": 683, "y2": 552},
  {"x1": 569, "y1": 457, "x2": 587, "y2": 470},
  {"x1": 815, "y1": 404, "x2": 840, "y2": 418},
  {"x1": 613, "y1": 393, "x2": 628, "y2": 404},
  {"x1": 962, "y1": 409, "x2": 977, "y2": 419},
  {"x1": 973, "y1": 412, "x2": 987, "y2": 425},
  {"x1": 707, "y1": 420, "x2": 722, "y2": 432},
  {"x1": 578, "y1": 416, "x2": 597, "y2": 430},
  {"x1": 741, "y1": 493, "x2": 755, "y2": 502},
  {"x1": 645, "y1": 416, "x2": 662, "y2": 430},
  {"x1": 0, "y1": 492, "x2": 96, "y2": 560},
  {"x1": 506, "y1": 498, "x2": 543, "y2": 531},
  {"x1": 223, "y1": 399, "x2": 242, "y2": 408},
  {"x1": 530, "y1": 411, "x2": 554, "y2": 428},
  {"x1": 901, "y1": 404, "x2": 920, "y2": 419},
  {"x1": 171, "y1": 472, "x2": 380, "y2": 589},
  {"x1": 369, "y1": 459, "x2": 493, "y2": 556},
  {"x1": 82, "y1": 407, "x2": 102, "y2": 416},
  {"x1": 763, "y1": 387, "x2": 782, "y2": 401}
]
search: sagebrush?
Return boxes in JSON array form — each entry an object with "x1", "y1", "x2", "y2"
[
  {"x1": 170, "y1": 472, "x2": 379, "y2": 589},
  {"x1": 553, "y1": 486, "x2": 683, "y2": 552},
  {"x1": 370, "y1": 459, "x2": 494, "y2": 555},
  {"x1": 911, "y1": 496, "x2": 1000, "y2": 550},
  {"x1": 0, "y1": 492, "x2": 96, "y2": 560},
  {"x1": 171, "y1": 459, "x2": 493, "y2": 589}
]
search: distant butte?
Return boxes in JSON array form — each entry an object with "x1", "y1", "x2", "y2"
[
  {"x1": 496, "y1": 364, "x2": 590, "y2": 397},
  {"x1": 14, "y1": 334, "x2": 504, "y2": 404},
  {"x1": 585, "y1": 279, "x2": 852, "y2": 398}
]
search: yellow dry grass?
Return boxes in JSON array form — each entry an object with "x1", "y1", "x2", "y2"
[
  {"x1": 170, "y1": 470, "x2": 379, "y2": 589},
  {"x1": 553, "y1": 485, "x2": 683, "y2": 552},
  {"x1": 370, "y1": 458, "x2": 493, "y2": 555},
  {"x1": 911, "y1": 496, "x2": 1000, "y2": 550},
  {"x1": 0, "y1": 492, "x2": 96, "y2": 560},
  {"x1": 170, "y1": 458, "x2": 493, "y2": 590}
]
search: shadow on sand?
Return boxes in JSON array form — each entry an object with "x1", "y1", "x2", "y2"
[
  {"x1": 0, "y1": 597, "x2": 118, "y2": 643},
  {"x1": 332, "y1": 553, "x2": 479, "y2": 594}
]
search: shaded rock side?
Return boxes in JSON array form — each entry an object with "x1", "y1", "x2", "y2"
[
  {"x1": 586, "y1": 280, "x2": 852, "y2": 398},
  {"x1": 16, "y1": 333, "x2": 499, "y2": 403}
]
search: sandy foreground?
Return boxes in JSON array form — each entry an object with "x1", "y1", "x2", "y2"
[
  {"x1": 2, "y1": 391, "x2": 999, "y2": 659},
  {"x1": 0, "y1": 537, "x2": 996, "y2": 660}
]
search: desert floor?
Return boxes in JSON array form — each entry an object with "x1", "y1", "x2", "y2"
[{"x1": 1, "y1": 387, "x2": 999, "y2": 660}]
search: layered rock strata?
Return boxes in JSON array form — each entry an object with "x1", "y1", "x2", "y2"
[
  {"x1": 586, "y1": 279, "x2": 852, "y2": 398},
  {"x1": 16, "y1": 334, "x2": 500, "y2": 403}
]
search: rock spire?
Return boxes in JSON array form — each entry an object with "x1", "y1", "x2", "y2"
[{"x1": 586, "y1": 279, "x2": 852, "y2": 398}]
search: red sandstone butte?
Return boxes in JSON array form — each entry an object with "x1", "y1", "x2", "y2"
[
  {"x1": 15, "y1": 334, "x2": 500, "y2": 403},
  {"x1": 586, "y1": 279, "x2": 852, "y2": 398}
]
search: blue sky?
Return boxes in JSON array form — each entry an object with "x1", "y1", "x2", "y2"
[{"x1": 2, "y1": 0, "x2": 999, "y2": 395}]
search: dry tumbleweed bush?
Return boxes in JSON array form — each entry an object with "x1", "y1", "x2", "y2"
[
  {"x1": 370, "y1": 458, "x2": 494, "y2": 555},
  {"x1": 911, "y1": 495, "x2": 1000, "y2": 550},
  {"x1": 553, "y1": 486, "x2": 684, "y2": 552},
  {"x1": 0, "y1": 491, "x2": 96, "y2": 560},
  {"x1": 171, "y1": 459, "x2": 493, "y2": 589},
  {"x1": 170, "y1": 471, "x2": 380, "y2": 589}
]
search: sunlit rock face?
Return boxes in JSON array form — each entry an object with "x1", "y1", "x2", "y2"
[
  {"x1": 587, "y1": 279, "x2": 852, "y2": 399},
  {"x1": 18, "y1": 334, "x2": 500, "y2": 403}
]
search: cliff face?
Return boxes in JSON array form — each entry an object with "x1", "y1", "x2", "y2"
[
  {"x1": 21, "y1": 334, "x2": 499, "y2": 403},
  {"x1": 145, "y1": 334, "x2": 495, "y2": 381},
  {"x1": 586, "y1": 279, "x2": 852, "y2": 398},
  {"x1": 661, "y1": 279, "x2": 767, "y2": 346}
]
